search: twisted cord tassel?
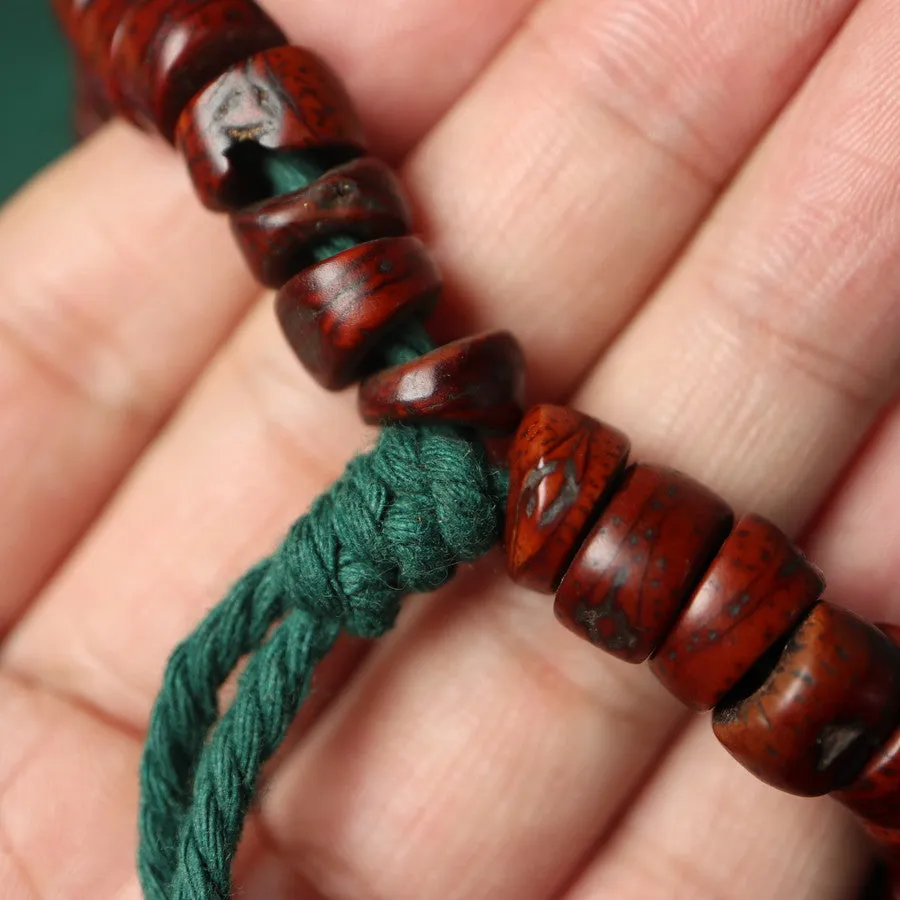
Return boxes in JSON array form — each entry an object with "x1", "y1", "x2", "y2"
[
  {"x1": 170, "y1": 610, "x2": 339, "y2": 899},
  {"x1": 138, "y1": 562, "x2": 289, "y2": 898},
  {"x1": 138, "y1": 328, "x2": 509, "y2": 897}
]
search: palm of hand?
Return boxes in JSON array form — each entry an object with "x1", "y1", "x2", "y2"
[{"x1": 0, "y1": 0, "x2": 897, "y2": 897}]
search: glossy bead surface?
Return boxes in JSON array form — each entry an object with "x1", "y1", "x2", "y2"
[
  {"x1": 110, "y1": 0, "x2": 286, "y2": 141},
  {"x1": 176, "y1": 45, "x2": 366, "y2": 210},
  {"x1": 833, "y1": 623, "x2": 900, "y2": 828},
  {"x1": 506, "y1": 406, "x2": 630, "y2": 594},
  {"x1": 651, "y1": 515, "x2": 824, "y2": 709},
  {"x1": 276, "y1": 236, "x2": 441, "y2": 390},
  {"x1": 555, "y1": 465, "x2": 733, "y2": 663},
  {"x1": 358, "y1": 331, "x2": 526, "y2": 432},
  {"x1": 713, "y1": 602, "x2": 900, "y2": 796},
  {"x1": 231, "y1": 158, "x2": 411, "y2": 287}
]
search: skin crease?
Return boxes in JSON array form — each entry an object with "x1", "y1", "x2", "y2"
[{"x1": 6, "y1": 0, "x2": 900, "y2": 896}]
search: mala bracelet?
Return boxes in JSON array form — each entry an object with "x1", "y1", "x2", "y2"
[{"x1": 52, "y1": 0, "x2": 900, "y2": 896}]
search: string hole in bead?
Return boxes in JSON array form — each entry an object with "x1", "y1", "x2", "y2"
[
  {"x1": 360, "y1": 304, "x2": 440, "y2": 378},
  {"x1": 712, "y1": 616, "x2": 805, "y2": 725},
  {"x1": 223, "y1": 143, "x2": 363, "y2": 208}
]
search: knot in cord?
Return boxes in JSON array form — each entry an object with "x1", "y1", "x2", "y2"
[{"x1": 272, "y1": 422, "x2": 509, "y2": 638}]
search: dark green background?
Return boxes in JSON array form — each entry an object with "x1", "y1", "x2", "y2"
[{"x1": 1, "y1": 1, "x2": 73, "y2": 203}]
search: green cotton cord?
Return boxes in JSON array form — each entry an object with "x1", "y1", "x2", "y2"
[
  {"x1": 137, "y1": 151, "x2": 510, "y2": 899},
  {"x1": 262, "y1": 150, "x2": 358, "y2": 263}
]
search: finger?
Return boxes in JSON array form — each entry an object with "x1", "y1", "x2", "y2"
[
  {"x1": 406, "y1": 0, "x2": 856, "y2": 397},
  {"x1": 804, "y1": 406, "x2": 900, "y2": 624},
  {"x1": 2, "y1": 0, "x2": 854, "y2": 735},
  {"x1": 575, "y1": 0, "x2": 900, "y2": 531},
  {"x1": 561, "y1": 0, "x2": 900, "y2": 894},
  {"x1": 0, "y1": 0, "x2": 544, "y2": 634},
  {"x1": 562, "y1": 724, "x2": 870, "y2": 900},
  {"x1": 0, "y1": 673, "x2": 141, "y2": 897},
  {"x1": 0, "y1": 671, "x2": 286, "y2": 898},
  {"x1": 0, "y1": 123, "x2": 257, "y2": 631},
  {"x1": 259, "y1": 0, "x2": 539, "y2": 159},
  {"x1": 261, "y1": 0, "x2": 900, "y2": 896}
]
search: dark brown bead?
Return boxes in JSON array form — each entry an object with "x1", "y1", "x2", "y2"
[
  {"x1": 506, "y1": 406, "x2": 630, "y2": 594},
  {"x1": 863, "y1": 841, "x2": 900, "y2": 900},
  {"x1": 68, "y1": 0, "x2": 128, "y2": 114},
  {"x1": 175, "y1": 45, "x2": 366, "y2": 211},
  {"x1": 50, "y1": 0, "x2": 80, "y2": 39},
  {"x1": 835, "y1": 726, "x2": 900, "y2": 830},
  {"x1": 55, "y1": 3, "x2": 116, "y2": 136},
  {"x1": 858, "y1": 859, "x2": 895, "y2": 900},
  {"x1": 231, "y1": 158, "x2": 412, "y2": 287},
  {"x1": 358, "y1": 331, "x2": 526, "y2": 433},
  {"x1": 878, "y1": 624, "x2": 900, "y2": 645},
  {"x1": 713, "y1": 601, "x2": 900, "y2": 796},
  {"x1": 554, "y1": 465, "x2": 733, "y2": 664},
  {"x1": 109, "y1": 0, "x2": 286, "y2": 142},
  {"x1": 650, "y1": 515, "x2": 824, "y2": 710},
  {"x1": 862, "y1": 823, "x2": 900, "y2": 891},
  {"x1": 866, "y1": 824, "x2": 900, "y2": 864},
  {"x1": 833, "y1": 623, "x2": 900, "y2": 829},
  {"x1": 276, "y1": 236, "x2": 441, "y2": 390}
]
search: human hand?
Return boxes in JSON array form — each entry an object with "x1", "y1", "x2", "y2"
[{"x1": 1, "y1": 0, "x2": 899, "y2": 896}]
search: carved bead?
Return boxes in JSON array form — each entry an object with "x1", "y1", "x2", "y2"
[
  {"x1": 109, "y1": 0, "x2": 286, "y2": 142},
  {"x1": 231, "y1": 158, "x2": 411, "y2": 287},
  {"x1": 554, "y1": 465, "x2": 733, "y2": 663},
  {"x1": 358, "y1": 331, "x2": 526, "y2": 432},
  {"x1": 176, "y1": 45, "x2": 366, "y2": 210},
  {"x1": 833, "y1": 623, "x2": 900, "y2": 829},
  {"x1": 650, "y1": 515, "x2": 824, "y2": 709},
  {"x1": 506, "y1": 406, "x2": 630, "y2": 594},
  {"x1": 276, "y1": 236, "x2": 441, "y2": 390},
  {"x1": 713, "y1": 602, "x2": 900, "y2": 796}
]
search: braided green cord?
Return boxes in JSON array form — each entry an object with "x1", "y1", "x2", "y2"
[{"x1": 137, "y1": 152, "x2": 509, "y2": 898}]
